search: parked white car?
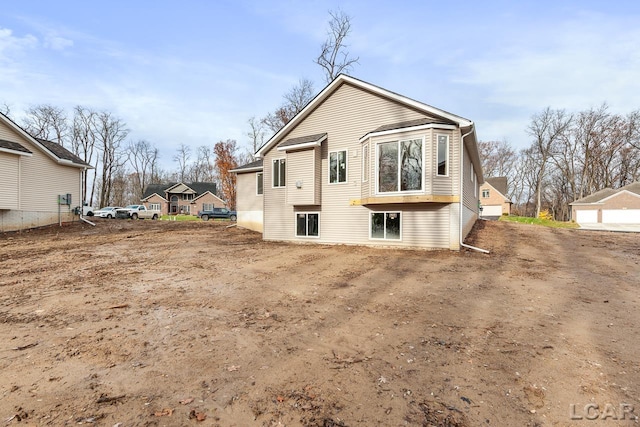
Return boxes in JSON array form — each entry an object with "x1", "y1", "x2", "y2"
[{"x1": 93, "y1": 206, "x2": 122, "y2": 219}]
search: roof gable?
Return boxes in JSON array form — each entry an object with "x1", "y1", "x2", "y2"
[
  {"x1": 485, "y1": 177, "x2": 508, "y2": 196},
  {"x1": 142, "y1": 182, "x2": 218, "y2": 199},
  {"x1": 0, "y1": 112, "x2": 91, "y2": 168},
  {"x1": 256, "y1": 74, "x2": 473, "y2": 158}
]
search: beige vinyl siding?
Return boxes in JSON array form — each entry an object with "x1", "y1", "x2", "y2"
[
  {"x1": 263, "y1": 82, "x2": 457, "y2": 247},
  {"x1": 462, "y1": 140, "x2": 478, "y2": 212},
  {"x1": 432, "y1": 130, "x2": 458, "y2": 195},
  {"x1": 235, "y1": 171, "x2": 263, "y2": 232},
  {"x1": 236, "y1": 172, "x2": 263, "y2": 212},
  {"x1": 368, "y1": 204, "x2": 450, "y2": 248},
  {"x1": 0, "y1": 121, "x2": 81, "y2": 213},
  {"x1": 0, "y1": 153, "x2": 20, "y2": 209},
  {"x1": 286, "y1": 148, "x2": 318, "y2": 205}
]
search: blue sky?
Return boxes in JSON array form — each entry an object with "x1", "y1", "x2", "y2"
[{"x1": 2, "y1": 1, "x2": 639, "y2": 170}]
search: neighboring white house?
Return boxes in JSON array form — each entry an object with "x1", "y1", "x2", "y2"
[
  {"x1": 0, "y1": 112, "x2": 91, "y2": 232},
  {"x1": 234, "y1": 74, "x2": 483, "y2": 250}
]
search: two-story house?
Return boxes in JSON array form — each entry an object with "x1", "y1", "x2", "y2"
[
  {"x1": 141, "y1": 182, "x2": 226, "y2": 216},
  {"x1": 235, "y1": 75, "x2": 484, "y2": 250}
]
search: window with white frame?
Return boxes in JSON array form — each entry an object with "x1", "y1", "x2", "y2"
[
  {"x1": 182, "y1": 193, "x2": 195, "y2": 201},
  {"x1": 295, "y1": 212, "x2": 319, "y2": 237},
  {"x1": 437, "y1": 135, "x2": 449, "y2": 176},
  {"x1": 362, "y1": 144, "x2": 369, "y2": 182},
  {"x1": 329, "y1": 150, "x2": 347, "y2": 184},
  {"x1": 149, "y1": 203, "x2": 161, "y2": 211},
  {"x1": 377, "y1": 138, "x2": 422, "y2": 193},
  {"x1": 202, "y1": 203, "x2": 214, "y2": 211},
  {"x1": 256, "y1": 172, "x2": 263, "y2": 195},
  {"x1": 273, "y1": 158, "x2": 286, "y2": 187},
  {"x1": 482, "y1": 189, "x2": 490, "y2": 198},
  {"x1": 370, "y1": 212, "x2": 401, "y2": 240}
]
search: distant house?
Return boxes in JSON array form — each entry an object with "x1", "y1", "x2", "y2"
[
  {"x1": 229, "y1": 159, "x2": 263, "y2": 232},
  {"x1": 1, "y1": 112, "x2": 92, "y2": 232},
  {"x1": 141, "y1": 182, "x2": 226, "y2": 215},
  {"x1": 479, "y1": 177, "x2": 512, "y2": 217},
  {"x1": 570, "y1": 182, "x2": 640, "y2": 225},
  {"x1": 234, "y1": 74, "x2": 483, "y2": 250}
]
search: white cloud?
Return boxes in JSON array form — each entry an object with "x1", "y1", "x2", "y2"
[
  {"x1": 44, "y1": 35, "x2": 73, "y2": 50},
  {"x1": 0, "y1": 27, "x2": 38, "y2": 56}
]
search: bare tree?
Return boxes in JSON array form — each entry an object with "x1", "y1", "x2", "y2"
[
  {"x1": 22, "y1": 104, "x2": 69, "y2": 147},
  {"x1": 1, "y1": 102, "x2": 10, "y2": 116},
  {"x1": 526, "y1": 107, "x2": 573, "y2": 217},
  {"x1": 190, "y1": 145, "x2": 216, "y2": 182},
  {"x1": 95, "y1": 112, "x2": 129, "y2": 207},
  {"x1": 247, "y1": 116, "x2": 265, "y2": 157},
  {"x1": 315, "y1": 9, "x2": 359, "y2": 83},
  {"x1": 71, "y1": 106, "x2": 98, "y2": 205},
  {"x1": 173, "y1": 143, "x2": 192, "y2": 182},
  {"x1": 127, "y1": 139, "x2": 159, "y2": 198},
  {"x1": 262, "y1": 79, "x2": 315, "y2": 134}
]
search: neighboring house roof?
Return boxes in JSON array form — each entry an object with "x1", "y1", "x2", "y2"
[
  {"x1": 570, "y1": 188, "x2": 619, "y2": 204},
  {"x1": 230, "y1": 159, "x2": 263, "y2": 173},
  {"x1": 484, "y1": 177, "x2": 508, "y2": 197},
  {"x1": 255, "y1": 74, "x2": 482, "y2": 182},
  {"x1": 621, "y1": 181, "x2": 640, "y2": 196},
  {"x1": 570, "y1": 182, "x2": 640, "y2": 205},
  {"x1": 192, "y1": 190, "x2": 226, "y2": 204},
  {"x1": 0, "y1": 139, "x2": 32, "y2": 156},
  {"x1": 141, "y1": 182, "x2": 218, "y2": 200},
  {"x1": 0, "y1": 112, "x2": 92, "y2": 168}
]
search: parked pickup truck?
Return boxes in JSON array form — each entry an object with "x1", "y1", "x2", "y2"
[
  {"x1": 198, "y1": 207, "x2": 237, "y2": 221},
  {"x1": 115, "y1": 205, "x2": 160, "y2": 220}
]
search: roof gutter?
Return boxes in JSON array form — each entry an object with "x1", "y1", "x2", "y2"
[{"x1": 459, "y1": 124, "x2": 489, "y2": 254}]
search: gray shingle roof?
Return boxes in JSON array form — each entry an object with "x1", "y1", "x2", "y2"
[
  {"x1": 621, "y1": 181, "x2": 640, "y2": 196},
  {"x1": 371, "y1": 117, "x2": 455, "y2": 133},
  {"x1": 142, "y1": 182, "x2": 218, "y2": 200},
  {"x1": 232, "y1": 159, "x2": 263, "y2": 172},
  {"x1": 278, "y1": 133, "x2": 327, "y2": 148},
  {"x1": 0, "y1": 139, "x2": 32, "y2": 154},
  {"x1": 485, "y1": 177, "x2": 508, "y2": 196},
  {"x1": 571, "y1": 188, "x2": 618, "y2": 204},
  {"x1": 36, "y1": 138, "x2": 92, "y2": 167}
]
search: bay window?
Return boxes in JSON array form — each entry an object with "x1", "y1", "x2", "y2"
[{"x1": 377, "y1": 138, "x2": 422, "y2": 193}]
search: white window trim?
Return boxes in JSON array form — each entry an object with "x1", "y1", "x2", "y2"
[
  {"x1": 272, "y1": 158, "x2": 286, "y2": 188},
  {"x1": 149, "y1": 203, "x2": 161, "y2": 211},
  {"x1": 374, "y1": 136, "x2": 425, "y2": 195},
  {"x1": 482, "y1": 189, "x2": 490, "y2": 198},
  {"x1": 369, "y1": 211, "x2": 403, "y2": 241},
  {"x1": 436, "y1": 134, "x2": 450, "y2": 177},
  {"x1": 328, "y1": 150, "x2": 348, "y2": 184},
  {"x1": 294, "y1": 212, "x2": 320, "y2": 238},
  {"x1": 474, "y1": 173, "x2": 478, "y2": 197},
  {"x1": 256, "y1": 172, "x2": 263, "y2": 195},
  {"x1": 362, "y1": 144, "x2": 369, "y2": 182}
]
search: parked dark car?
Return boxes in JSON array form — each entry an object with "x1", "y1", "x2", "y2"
[{"x1": 198, "y1": 207, "x2": 237, "y2": 221}]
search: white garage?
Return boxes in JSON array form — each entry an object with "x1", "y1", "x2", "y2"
[
  {"x1": 602, "y1": 209, "x2": 640, "y2": 224},
  {"x1": 576, "y1": 210, "x2": 598, "y2": 224},
  {"x1": 481, "y1": 205, "x2": 503, "y2": 217}
]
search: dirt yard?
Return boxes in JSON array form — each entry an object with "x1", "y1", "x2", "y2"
[{"x1": 0, "y1": 219, "x2": 639, "y2": 426}]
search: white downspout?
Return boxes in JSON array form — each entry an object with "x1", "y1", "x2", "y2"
[{"x1": 459, "y1": 124, "x2": 489, "y2": 254}]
